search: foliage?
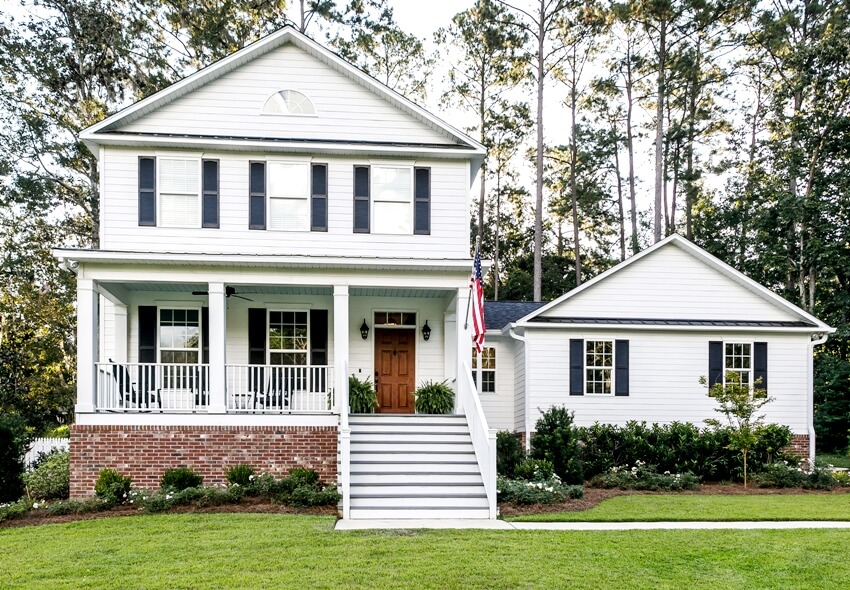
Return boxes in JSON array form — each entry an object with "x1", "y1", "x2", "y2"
[
  {"x1": 413, "y1": 380, "x2": 455, "y2": 415},
  {"x1": 751, "y1": 462, "x2": 807, "y2": 489},
  {"x1": 160, "y1": 467, "x2": 204, "y2": 491},
  {"x1": 831, "y1": 470, "x2": 850, "y2": 487},
  {"x1": 138, "y1": 485, "x2": 245, "y2": 513},
  {"x1": 813, "y1": 354, "x2": 850, "y2": 453},
  {"x1": 497, "y1": 476, "x2": 583, "y2": 505},
  {"x1": 348, "y1": 376, "x2": 378, "y2": 414},
  {"x1": 0, "y1": 422, "x2": 24, "y2": 502},
  {"x1": 513, "y1": 459, "x2": 554, "y2": 482},
  {"x1": 496, "y1": 431, "x2": 524, "y2": 478},
  {"x1": 225, "y1": 464, "x2": 255, "y2": 487},
  {"x1": 94, "y1": 469, "x2": 133, "y2": 503},
  {"x1": 44, "y1": 425, "x2": 70, "y2": 438},
  {"x1": 802, "y1": 462, "x2": 839, "y2": 491},
  {"x1": 23, "y1": 450, "x2": 69, "y2": 500},
  {"x1": 703, "y1": 372, "x2": 773, "y2": 486},
  {"x1": 530, "y1": 407, "x2": 584, "y2": 484},
  {"x1": 589, "y1": 461, "x2": 701, "y2": 492},
  {"x1": 0, "y1": 498, "x2": 33, "y2": 524},
  {"x1": 43, "y1": 497, "x2": 113, "y2": 517}
]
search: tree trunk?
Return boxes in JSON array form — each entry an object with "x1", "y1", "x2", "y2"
[
  {"x1": 478, "y1": 84, "x2": 486, "y2": 247},
  {"x1": 570, "y1": 49, "x2": 581, "y2": 286},
  {"x1": 685, "y1": 38, "x2": 701, "y2": 240},
  {"x1": 613, "y1": 123, "x2": 626, "y2": 262},
  {"x1": 533, "y1": 11, "x2": 545, "y2": 302},
  {"x1": 625, "y1": 43, "x2": 639, "y2": 255},
  {"x1": 653, "y1": 20, "x2": 667, "y2": 243},
  {"x1": 494, "y1": 168, "x2": 501, "y2": 301}
]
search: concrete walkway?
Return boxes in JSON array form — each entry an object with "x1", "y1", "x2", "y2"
[{"x1": 335, "y1": 519, "x2": 850, "y2": 531}]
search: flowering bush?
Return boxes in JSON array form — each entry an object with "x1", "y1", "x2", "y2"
[
  {"x1": 94, "y1": 468, "x2": 133, "y2": 503},
  {"x1": 751, "y1": 462, "x2": 806, "y2": 488},
  {"x1": 590, "y1": 460, "x2": 700, "y2": 491},
  {"x1": 0, "y1": 499, "x2": 33, "y2": 524},
  {"x1": 497, "y1": 475, "x2": 583, "y2": 505},
  {"x1": 832, "y1": 470, "x2": 850, "y2": 487},
  {"x1": 23, "y1": 450, "x2": 69, "y2": 500},
  {"x1": 514, "y1": 459, "x2": 555, "y2": 482},
  {"x1": 226, "y1": 464, "x2": 255, "y2": 486}
]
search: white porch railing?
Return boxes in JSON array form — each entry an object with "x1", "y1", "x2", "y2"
[
  {"x1": 459, "y1": 360, "x2": 497, "y2": 519},
  {"x1": 225, "y1": 364, "x2": 334, "y2": 413},
  {"x1": 95, "y1": 362, "x2": 210, "y2": 412}
]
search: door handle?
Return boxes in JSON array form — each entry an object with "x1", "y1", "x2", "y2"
[{"x1": 374, "y1": 370, "x2": 379, "y2": 385}]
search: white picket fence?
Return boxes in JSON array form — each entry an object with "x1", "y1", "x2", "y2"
[{"x1": 24, "y1": 438, "x2": 69, "y2": 467}]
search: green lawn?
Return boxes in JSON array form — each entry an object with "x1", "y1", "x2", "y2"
[
  {"x1": 820, "y1": 453, "x2": 850, "y2": 468},
  {"x1": 508, "y1": 493, "x2": 850, "y2": 522},
  {"x1": 1, "y1": 514, "x2": 850, "y2": 589}
]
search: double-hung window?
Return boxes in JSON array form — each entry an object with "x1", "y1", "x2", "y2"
[
  {"x1": 585, "y1": 340, "x2": 614, "y2": 395},
  {"x1": 724, "y1": 342, "x2": 752, "y2": 387},
  {"x1": 268, "y1": 311, "x2": 309, "y2": 366},
  {"x1": 159, "y1": 308, "x2": 201, "y2": 388},
  {"x1": 159, "y1": 158, "x2": 200, "y2": 227},
  {"x1": 372, "y1": 166, "x2": 413, "y2": 234},
  {"x1": 472, "y1": 347, "x2": 496, "y2": 394},
  {"x1": 268, "y1": 162, "x2": 310, "y2": 231}
]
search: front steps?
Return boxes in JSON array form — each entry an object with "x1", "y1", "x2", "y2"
[{"x1": 348, "y1": 414, "x2": 490, "y2": 519}]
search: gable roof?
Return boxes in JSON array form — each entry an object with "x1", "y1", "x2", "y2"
[
  {"x1": 485, "y1": 301, "x2": 547, "y2": 331},
  {"x1": 79, "y1": 26, "x2": 485, "y2": 158},
  {"x1": 514, "y1": 234, "x2": 833, "y2": 333}
]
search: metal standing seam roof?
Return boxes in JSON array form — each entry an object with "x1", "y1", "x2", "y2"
[
  {"x1": 527, "y1": 317, "x2": 819, "y2": 328},
  {"x1": 484, "y1": 301, "x2": 548, "y2": 330}
]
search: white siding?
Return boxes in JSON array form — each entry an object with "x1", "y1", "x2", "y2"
[
  {"x1": 98, "y1": 296, "x2": 115, "y2": 363},
  {"x1": 514, "y1": 342, "x2": 526, "y2": 432},
  {"x1": 478, "y1": 337, "x2": 515, "y2": 431},
  {"x1": 118, "y1": 45, "x2": 451, "y2": 145},
  {"x1": 525, "y1": 329, "x2": 810, "y2": 433},
  {"x1": 100, "y1": 148, "x2": 470, "y2": 258},
  {"x1": 541, "y1": 244, "x2": 796, "y2": 322}
]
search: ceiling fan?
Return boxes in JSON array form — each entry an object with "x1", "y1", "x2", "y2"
[{"x1": 191, "y1": 286, "x2": 254, "y2": 301}]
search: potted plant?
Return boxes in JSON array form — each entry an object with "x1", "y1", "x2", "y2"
[
  {"x1": 414, "y1": 380, "x2": 455, "y2": 414},
  {"x1": 348, "y1": 375, "x2": 378, "y2": 413}
]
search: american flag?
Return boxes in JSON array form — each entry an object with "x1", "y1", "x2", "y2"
[{"x1": 470, "y1": 246, "x2": 486, "y2": 353}]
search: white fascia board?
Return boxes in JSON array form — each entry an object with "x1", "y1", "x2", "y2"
[
  {"x1": 53, "y1": 248, "x2": 476, "y2": 273},
  {"x1": 511, "y1": 321, "x2": 835, "y2": 334},
  {"x1": 516, "y1": 234, "x2": 833, "y2": 332},
  {"x1": 85, "y1": 133, "x2": 480, "y2": 159}
]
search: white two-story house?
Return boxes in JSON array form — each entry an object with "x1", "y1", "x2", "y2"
[{"x1": 55, "y1": 27, "x2": 496, "y2": 520}]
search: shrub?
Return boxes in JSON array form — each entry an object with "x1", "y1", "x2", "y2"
[
  {"x1": 497, "y1": 477, "x2": 584, "y2": 505},
  {"x1": 514, "y1": 459, "x2": 555, "y2": 482},
  {"x1": 832, "y1": 470, "x2": 850, "y2": 487},
  {"x1": 754, "y1": 424, "x2": 795, "y2": 464},
  {"x1": 45, "y1": 497, "x2": 112, "y2": 516},
  {"x1": 288, "y1": 467, "x2": 319, "y2": 487},
  {"x1": 0, "y1": 498, "x2": 33, "y2": 523},
  {"x1": 23, "y1": 450, "x2": 69, "y2": 500},
  {"x1": 590, "y1": 461, "x2": 700, "y2": 491},
  {"x1": 530, "y1": 407, "x2": 584, "y2": 484},
  {"x1": 414, "y1": 380, "x2": 455, "y2": 414},
  {"x1": 349, "y1": 376, "x2": 378, "y2": 413},
  {"x1": 44, "y1": 425, "x2": 70, "y2": 438},
  {"x1": 94, "y1": 468, "x2": 133, "y2": 503},
  {"x1": 0, "y1": 423, "x2": 24, "y2": 503},
  {"x1": 160, "y1": 467, "x2": 203, "y2": 491},
  {"x1": 226, "y1": 464, "x2": 254, "y2": 486},
  {"x1": 803, "y1": 462, "x2": 838, "y2": 491},
  {"x1": 751, "y1": 462, "x2": 806, "y2": 488},
  {"x1": 496, "y1": 431, "x2": 524, "y2": 478},
  {"x1": 287, "y1": 484, "x2": 341, "y2": 508}
]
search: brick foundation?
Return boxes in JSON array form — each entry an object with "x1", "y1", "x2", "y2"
[
  {"x1": 70, "y1": 425, "x2": 338, "y2": 498},
  {"x1": 787, "y1": 434, "x2": 811, "y2": 460}
]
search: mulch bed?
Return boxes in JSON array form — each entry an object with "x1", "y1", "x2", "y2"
[
  {"x1": 0, "y1": 497, "x2": 337, "y2": 529},
  {"x1": 497, "y1": 484, "x2": 850, "y2": 518}
]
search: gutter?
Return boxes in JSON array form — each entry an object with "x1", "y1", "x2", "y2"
[
  {"x1": 508, "y1": 326, "x2": 532, "y2": 453},
  {"x1": 808, "y1": 332, "x2": 830, "y2": 465}
]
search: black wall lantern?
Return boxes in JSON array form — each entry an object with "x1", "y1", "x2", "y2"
[
  {"x1": 360, "y1": 319, "x2": 369, "y2": 340},
  {"x1": 421, "y1": 320, "x2": 432, "y2": 342}
]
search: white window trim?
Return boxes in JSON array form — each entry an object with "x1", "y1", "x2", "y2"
[
  {"x1": 722, "y1": 340, "x2": 754, "y2": 387},
  {"x1": 370, "y1": 164, "x2": 414, "y2": 236},
  {"x1": 260, "y1": 90, "x2": 319, "y2": 117},
  {"x1": 158, "y1": 306, "x2": 202, "y2": 365},
  {"x1": 584, "y1": 339, "x2": 615, "y2": 396},
  {"x1": 472, "y1": 346, "x2": 497, "y2": 395},
  {"x1": 157, "y1": 157, "x2": 202, "y2": 229},
  {"x1": 267, "y1": 309, "x2": 310, "y2": 366},
  {"x1": 266, "y1": 160, "x2": 312, "y2": 232}
]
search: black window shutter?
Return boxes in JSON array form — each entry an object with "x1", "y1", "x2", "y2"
[
  {"x1": 754, "y1": 342, "x2": 768, "y2": 394},
  {"x1": 414, "y1": 167, "x2": 430, "y2": 235},
  {"x1": 310, "y1": 309, "x2": 328, "y2": 365},
  {"x1": 138, "y1": 306, "x2": 157, "y2": 363},
  {"x1": 311, "y1": 164, "x2": 328, "y2": 232},
  {"x1": 249, "y1": 162, "x2": 266, "y2": 230},
  {"x1": 615, "y1": 340, "x2": 630, "y2": 396},
  {"x1": 248, "y1": 308, "x2": 266, "y2": 365},
  {"x1": 138, "y1": 157, "x2": 156, "y2": 226},
  {"x1": 569, "y1": 339, "x2": 584, "y2": 396},
  {"x1": 202, "y1": 160, "x2": 219, "y2": 228},
  {"x1": 353, "y1": 166, "x2": 370, "y2": 233},
  {"x1": 708, "y1": 341, "x2": 723, "y2": 388},
  {"x1": 201, "y1": 307, "x2": 210, "y2": 364}
]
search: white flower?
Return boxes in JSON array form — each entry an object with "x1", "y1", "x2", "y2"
[
  {"x1": 32, "y1": 502, "x2": 39, "y2": 509},
  {"x1": 664, "y1": 471, "x2": 670, "y2": 475}
]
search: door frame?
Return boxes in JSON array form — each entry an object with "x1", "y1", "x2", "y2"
[{"x1": 373, "y1": 326, "x2": 417, "y2": 414}]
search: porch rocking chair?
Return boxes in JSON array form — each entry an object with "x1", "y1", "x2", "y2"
[{"x1": 109, "y1": 359, "x2": 162, "y2": 411}]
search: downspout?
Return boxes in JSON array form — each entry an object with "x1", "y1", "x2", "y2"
[
  {"x1": 509, "y1": 326, "x2": 531, "y2": 453},
  {"x1": 808, "y1": 333, "x2": 829, "y2": 465}
]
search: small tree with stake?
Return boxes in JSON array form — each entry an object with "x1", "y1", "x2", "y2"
[{"x1": 701, "y1": 372, "x2": 773, "y2": 487}]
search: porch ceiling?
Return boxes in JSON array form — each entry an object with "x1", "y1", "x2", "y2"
[
  {"x1": 113, "y1": 284, "x2": 450, "y2": 298},
  {"x1": 350, "y1": 287, "x2": 451, "y2": 299}
]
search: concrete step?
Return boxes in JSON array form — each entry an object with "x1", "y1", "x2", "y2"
[{"x1": 349, "y1": 507, "x2": 491, "y2": 520}]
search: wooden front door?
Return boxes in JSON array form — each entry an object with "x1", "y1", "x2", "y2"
[{"x1": 374, "y1": 328, "x2": 416, "y2": 414}]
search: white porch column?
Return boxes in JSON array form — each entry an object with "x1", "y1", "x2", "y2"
[
  {"x1": 455, "y1": 286, "x2": 471, "y2": 415},
  {"x1": 76, "y1": 278, "x2": 99, "y2": 413},
  {"x1": 113, "y1": 304, "x2": 128, "y2": 363},
  {"x1": 333, "y1": 285, "x2": 350, "y2": 409},
  {"x1": 207, "y1": 282, "x2": 227, "y2": 413},
  {"x1": 444, "y1": 296, "x2": 458, "y2": 389}
]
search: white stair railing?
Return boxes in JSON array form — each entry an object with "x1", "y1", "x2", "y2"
[{"x1": 458, "y1": 361, "x2": 497, "y2": 519}]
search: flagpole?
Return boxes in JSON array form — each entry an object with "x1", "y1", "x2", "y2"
[{"x1": 463, "y1": 237, "x2": 479, "y2": 330}]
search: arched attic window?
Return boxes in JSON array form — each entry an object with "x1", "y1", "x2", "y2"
[{"x1": 261, "y1": 90, "x2": 317, "y2": 116}]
